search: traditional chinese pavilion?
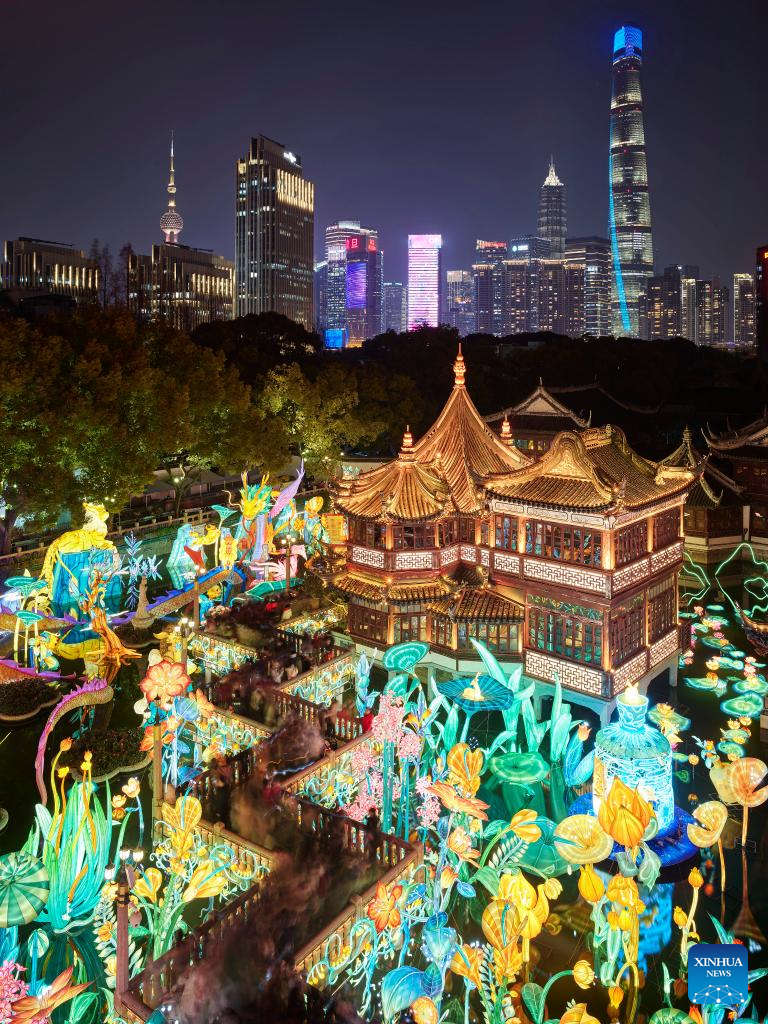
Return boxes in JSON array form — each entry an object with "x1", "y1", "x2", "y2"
[
  {"x1": 485, "y1": 381, "x2": 590, "y2": 459},
  {"x1": 661, "y1": 427, "x2": 744, "y2": 562},
  {"x1": 333, "y1": 349, "x2": 699, "y2": 717},
  {"x1": 483, "y1": 426, "x2": 698, "y2": 711},
  {"x1": 332, "y1": 348, "x2": 529, "y2": 660},
  {"x1": 705, "y1": 412, "x2": 768, "y2": 551}
]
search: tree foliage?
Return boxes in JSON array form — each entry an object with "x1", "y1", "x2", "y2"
[{"x1": 0, "y1": 310, "x2": 277, "y2": 551}]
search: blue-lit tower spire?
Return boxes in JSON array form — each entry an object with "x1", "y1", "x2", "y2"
[{"x1": 609, "y1": 26, "x2": 653, "y2": 336}]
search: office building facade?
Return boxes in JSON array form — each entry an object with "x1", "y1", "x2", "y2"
[
  {"x1": 1, "y1": 237, "x2": 98, "y2": 305},
  {"x1": 565, "y1": 237, "x2": 611, "y2": 336},
  {"x1": 536, "y1": 260, "x2": 584, "y2": 336},
  {"x1": 638, "y1": 266, "x2": 682, "y2": 340},
  {"x1": 446, "y1": 271, "x2": 475, "y2": 335},
  {"x1": 314, "y1": 260, "x2": 327, "y2": 333},
  {"x1": 322, "y1": 221, "x2": 379, "y2": 347},
  {"x1": 509, "y1": 235, "x2": 551, "y2": 260},
  {"x1": 407, "y1": 234, "x2": 442, "y2": 328},
  {"x1": 757, "y1": 247, "x2": 768, "y2": 360},
  {"x1": 383, "y1": 281, "x2": 407, "y2": 333},
  {"x1": 538, "y1": 158, "x2": 567, "y2": 258},
  {"x1": 694, "y1": 280, "x2": 729, "y2": 346},
  {"x1": 345, "y1": 232, "x2": 383, "y2": 346},
  {"x1": 733, "y1": 273, "x2": 756, "y2": 347},
  {"x1": 235, "y1": 135, "x2": 314, "y2": 327},
  {"x1": 128, "y1": 245, "x2": 234, "y2": 331},
  {"x1": 609, "y1": 26, "x2": 654, "y2": 336},
  {"x1": 472, "y1": 240, "x2": 507, "y2": 334}
]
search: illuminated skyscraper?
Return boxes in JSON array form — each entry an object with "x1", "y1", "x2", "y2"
[
  {"x1": 536, "y1": 260, "x2": 584, "y2": 336},
  {"x1": 446, "y1": 270, "x2": 475, "y2": 335},
  {"x1": 235, "y1": 135, "x2": 314, "y2": 326},
  {"x1": 383, "y1": 281, "x2": 407, "y2": 333},
  {"x1": 323, "y1": 221, "x2": 378, "y2": 346},
  {"x1": 314, "y1": 260, "x2": 327, "y2": 332},
  {"x1": 757, "y1": 246, "x2": 768, "y2": 359},
  {"x1": 473, "y1": 240, "x2": 507, "y2": 333},
  {"x1": 345, "y1": 232, "x2": 383, "y2": 346},
  {"x1": 694, "y1": 279, "x2": 729, "y2": 346},
  {"x1": 638, "y1": 266, "x2": 682, "y2": 340},
  {"x1": 538, "y1": 158, "x2": 567, "y2": 258},
  {"x1": 565, "y1": 237, "x2": 611, "y2": 336},
  {"x1": 407, "y1": 234, "x2": 442, "y2": 328},
  {"x1": 733, "y1": 273, "x2": 755, "y2": 347},
  {"x1": 609, "y1": 25, "x2": 653, "y2": 336}
]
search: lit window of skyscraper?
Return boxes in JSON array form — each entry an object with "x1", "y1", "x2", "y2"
[
  {"x1": 407, "y1": 234, "x2": 442, "y2": 329},
  {"x1": 609, "y1": 26, "x2": 653, "y2": 336}
]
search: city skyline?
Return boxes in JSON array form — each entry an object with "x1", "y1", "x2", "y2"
[{"x1": 0, "y1": 0, "x2": 765, "y2": 294}]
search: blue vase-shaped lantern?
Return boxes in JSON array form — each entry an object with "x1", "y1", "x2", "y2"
[{"x1": 592, "y1": 685, "x2": 674, "y2": 835}]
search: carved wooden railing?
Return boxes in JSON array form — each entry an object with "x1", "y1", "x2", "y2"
[
  {"x1": 200, "y1": 650, "x2": 359, "y2": 747},
  {"x1": 293, "y1": 839, "x2": 423, "y2": 978},
  {"x1": 205, "y1": 704, "x2": 272, "y2": 741},
  {"x1": 281, "y1": 731, "x2": 373, "y2": 797},
  {"x1": 153, "y1": 813, "x2": 276, "y2": 878},
  {"x1": 127, "y1": 880, "x2": 264, "y2": 1015}
]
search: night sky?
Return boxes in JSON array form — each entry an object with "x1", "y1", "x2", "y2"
[{"x1": 3, "y1": 0, "x2": 766, "y2": 286}]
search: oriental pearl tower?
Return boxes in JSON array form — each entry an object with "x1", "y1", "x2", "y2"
[{"x1": 160, "y1": 132, "x2": 184, "y2": 243}]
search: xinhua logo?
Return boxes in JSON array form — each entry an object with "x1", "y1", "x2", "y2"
[{"x1": 688, "y1": 943, "x2": 748, "y2": 1006}]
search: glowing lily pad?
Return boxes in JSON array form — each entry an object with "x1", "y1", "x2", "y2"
[
  {"x1": 720, "y1": 694, "x2": 763, "y2": 719},
  {"x1": 720, "y1": 727, "x2": 750, "y2": 742},
  {"x1": 684, "y1": 676, "x2": 726, "y2": 692},
  {"x1": 701, "y1": 637, "x2": 733, "y2": 651},
  {"x1": 717, "y1": 741, "x2": 746, "y2": 758},
  {"x1": 382, "y1": 642, "x2": 428, "y2": 673},
  {"x1": 706, "y1": 605, "x2": 725, "y2": 612},
  {"x1": 489, "y1": 751, "x2": 549, "y2": 785},
  {"x1": 678, "y1": 611, "x2": 698, "y2": 619},
  {"x1": 437, "y1": 675, "x2": 518, "y2": 713},
  {"x1": 733, "y1": 677, "x2": 768, "y2": 695},
  {"x1": 517, "y1": 817, "x2": 568, "y2": 878},
  {"x1": 5, "y1": 576, "x2": 46, "y2": 593},
  {"x1": 14, "y1": 610, "x2": 44, "y2": 624}
]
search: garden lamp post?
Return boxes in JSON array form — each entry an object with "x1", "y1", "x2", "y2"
[
  {"x1": 107, "y1": 846, "x2": 143, "y2": 1016},
  {"x1": 281, "y1": 529, "x2": 299, "y2": 593}
]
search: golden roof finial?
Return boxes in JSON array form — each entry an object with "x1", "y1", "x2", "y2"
[
  {"x1": 453, "y1": 344, "x2": 466, "y2": 388},
  {"x1": 500, "y1": 415, "x2": 512, "y2": 444},
  {"x1": 401, "y1": 425, "x2": 413, "y2": 451}
]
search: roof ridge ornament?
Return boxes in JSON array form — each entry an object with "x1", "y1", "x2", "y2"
[{"x1": 453, "y1": 344, "x2": 466, "y2": 388}]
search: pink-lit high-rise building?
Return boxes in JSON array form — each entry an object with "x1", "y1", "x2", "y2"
[{"x1": 407, "y1": 234, "x2": 442, "y2": 329}]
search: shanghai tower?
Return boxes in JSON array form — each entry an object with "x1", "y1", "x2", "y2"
[{"x1": 609, "y1": 25, "x2": 653, "y2": 336}]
